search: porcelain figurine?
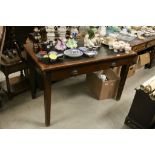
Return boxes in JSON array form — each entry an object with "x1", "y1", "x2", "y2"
[
  {"x1": 66, "y1": 38, "x2": 77, "y2": 49},
  {"x1": 46, "y1": 26, "x2": 55, "y2": 33},
  {"x1": 57, "y1": 26, "x2": 66, "y2": 38},
  {"x1": 33, "y1": 27, "x2": 41, "y2": 42},
  {"x1": 70, "y1": 26, "x2": 78, "y2": 38},
  {"x1": 55, "y1": 38, "x2": 66, "y2": 51},
  {"x1": 84, "y1": 34, "x2": 95, "y2": 47},
  {"x1": 98, "y1": 26, "x2": 106, "y2": 37},
  {"x1": 45, "y1": 26, "x2": 55, "y2": 42}
]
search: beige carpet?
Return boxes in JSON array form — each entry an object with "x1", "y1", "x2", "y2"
[{"x1": 0, "y1": 66, "x2": 154, "y2": 129}]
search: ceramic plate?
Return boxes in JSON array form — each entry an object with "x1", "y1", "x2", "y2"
[
  {"x1": 117, "y1": 34, "x2": 136, "y2": 42},
  {"x1": 64, "y1": 49, "x2": 83, "y2": 58}
]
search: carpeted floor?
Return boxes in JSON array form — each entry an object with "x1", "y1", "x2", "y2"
[{"x1": 0, "y1": 66, "x2": 154, "y2": 129}]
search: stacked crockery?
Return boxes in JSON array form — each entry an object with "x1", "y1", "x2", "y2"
[{"x1": 46, "y1": 26, "x2": 55, "y2": 42}]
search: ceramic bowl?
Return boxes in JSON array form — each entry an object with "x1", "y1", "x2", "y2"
[
  {"x1": 79, "y1": 47, "x2": 88, "y2": 52},
  {"x1": 83, "y1": 50, "x2": 98, "y2": 57},
  {"x1": 49, "y1": 52, "x2": 58, "y2": 63},
  {"x1": 36, "y1": 53, "x2": 50, "y2": 64}
]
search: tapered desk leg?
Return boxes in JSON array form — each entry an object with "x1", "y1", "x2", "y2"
[
  {"x1": 43, "y1": 71, "x2": 51, "y2": 126},
  {"x1": 145, "y1": 47, "x2": 155, "y2": 69},
  {"x1": 116, "y1": 65, "x2": 130, "y2": 101},
  {"x1": 28, "y1": 56, "x2": 37, "y2": 99},
  {"x1": 29, "y1": 65, "x2": 37, "y2": 99}
]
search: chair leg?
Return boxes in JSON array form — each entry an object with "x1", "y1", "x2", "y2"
[
  {"x1": 5, "y1": 75, "x2": 12, "y2": 99},
  {"x1": 20, "y1": 70, "x2": 24, "y2": 77},
  {"x1": 0, "y1": 87, "x2": 2, "y2": 108},
  {"x1": 24, "y1": 68, "x2": 29, "y2": 77}
]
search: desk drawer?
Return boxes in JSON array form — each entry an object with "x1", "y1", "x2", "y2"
[
  {"x1": 132, "y1": 43, "x2": 147, "y2": 52},
  {"x1": 51, "y1": 63, "x2": 106, "y2": 81},
  {"x1": 51, "y1": 57, "x2": 136, "y2": 81},
  {"x1": 147, "y1": 40, "x2": 155, "y2": 48}
]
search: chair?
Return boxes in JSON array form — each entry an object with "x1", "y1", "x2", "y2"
[
  {"x1": 0, "y1": 26, "x2": 29, "y2": 99},
  {"x1": 0, "y1": 27, "x2": 7, "y2": 106}
]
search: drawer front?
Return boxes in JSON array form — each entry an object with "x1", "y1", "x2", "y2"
[
  {"x1": 51, "y1": 63, "x2": 107, "y2": 81},
  {"x1": 147, "y1": 40, "x2": 155, "y2": 48},
  {"x1": 51, "y1": 57, "x2": 136, "y2": 81},
  {"x1": 132, "y1": 43, "x2": 147, "y2": 52}
]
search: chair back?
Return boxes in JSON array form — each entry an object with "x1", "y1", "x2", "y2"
[{"x1": 0, "y1": 26, "x2": 6, "y2": 63}]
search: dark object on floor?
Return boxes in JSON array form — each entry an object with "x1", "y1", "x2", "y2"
[{"x1": 125, "y1": 89, "x2": 155, "y2": 129}]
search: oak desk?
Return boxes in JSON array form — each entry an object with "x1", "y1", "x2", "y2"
[
  {"x1": 129, "y1": 35, "x2": 155, "y2": 68},
  {"x1": 24, "y1": 42, "x2": 137, "y2": 126}
]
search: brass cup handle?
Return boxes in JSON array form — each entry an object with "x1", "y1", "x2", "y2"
[{"x1": 71, "y1": 69, "x2": 78, "y2": 75}]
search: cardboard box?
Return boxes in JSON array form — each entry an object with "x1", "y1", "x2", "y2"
[
  {"x1": 86, "y1": 69, "x2": 120, "y2": 100},
  {"x1": 127, "y1": 65, "x2": 136, "y2": 78},
  {"x1": 137, "y1": 52, "x2": 150, "y2": 69},
  {"x1": 113, "y1": 65, "x2": 136, "y2": 78},
  {"x1": 113, "y1": 66, "x2": 121, "y2": 77}
]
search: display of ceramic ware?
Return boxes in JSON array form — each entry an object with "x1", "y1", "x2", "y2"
[
  {"x1": 109, "y1": 40, "x2": 131, "y2": 53},
  {"x1": 64, "y1": 49, "x2": 83, "y2": 58},
  {"x1": 66, "y1": 38, "x2": 77, "y2": 49},
  {"x1": 55, "y1": 38, "x2": 66, "y2": 51}
]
